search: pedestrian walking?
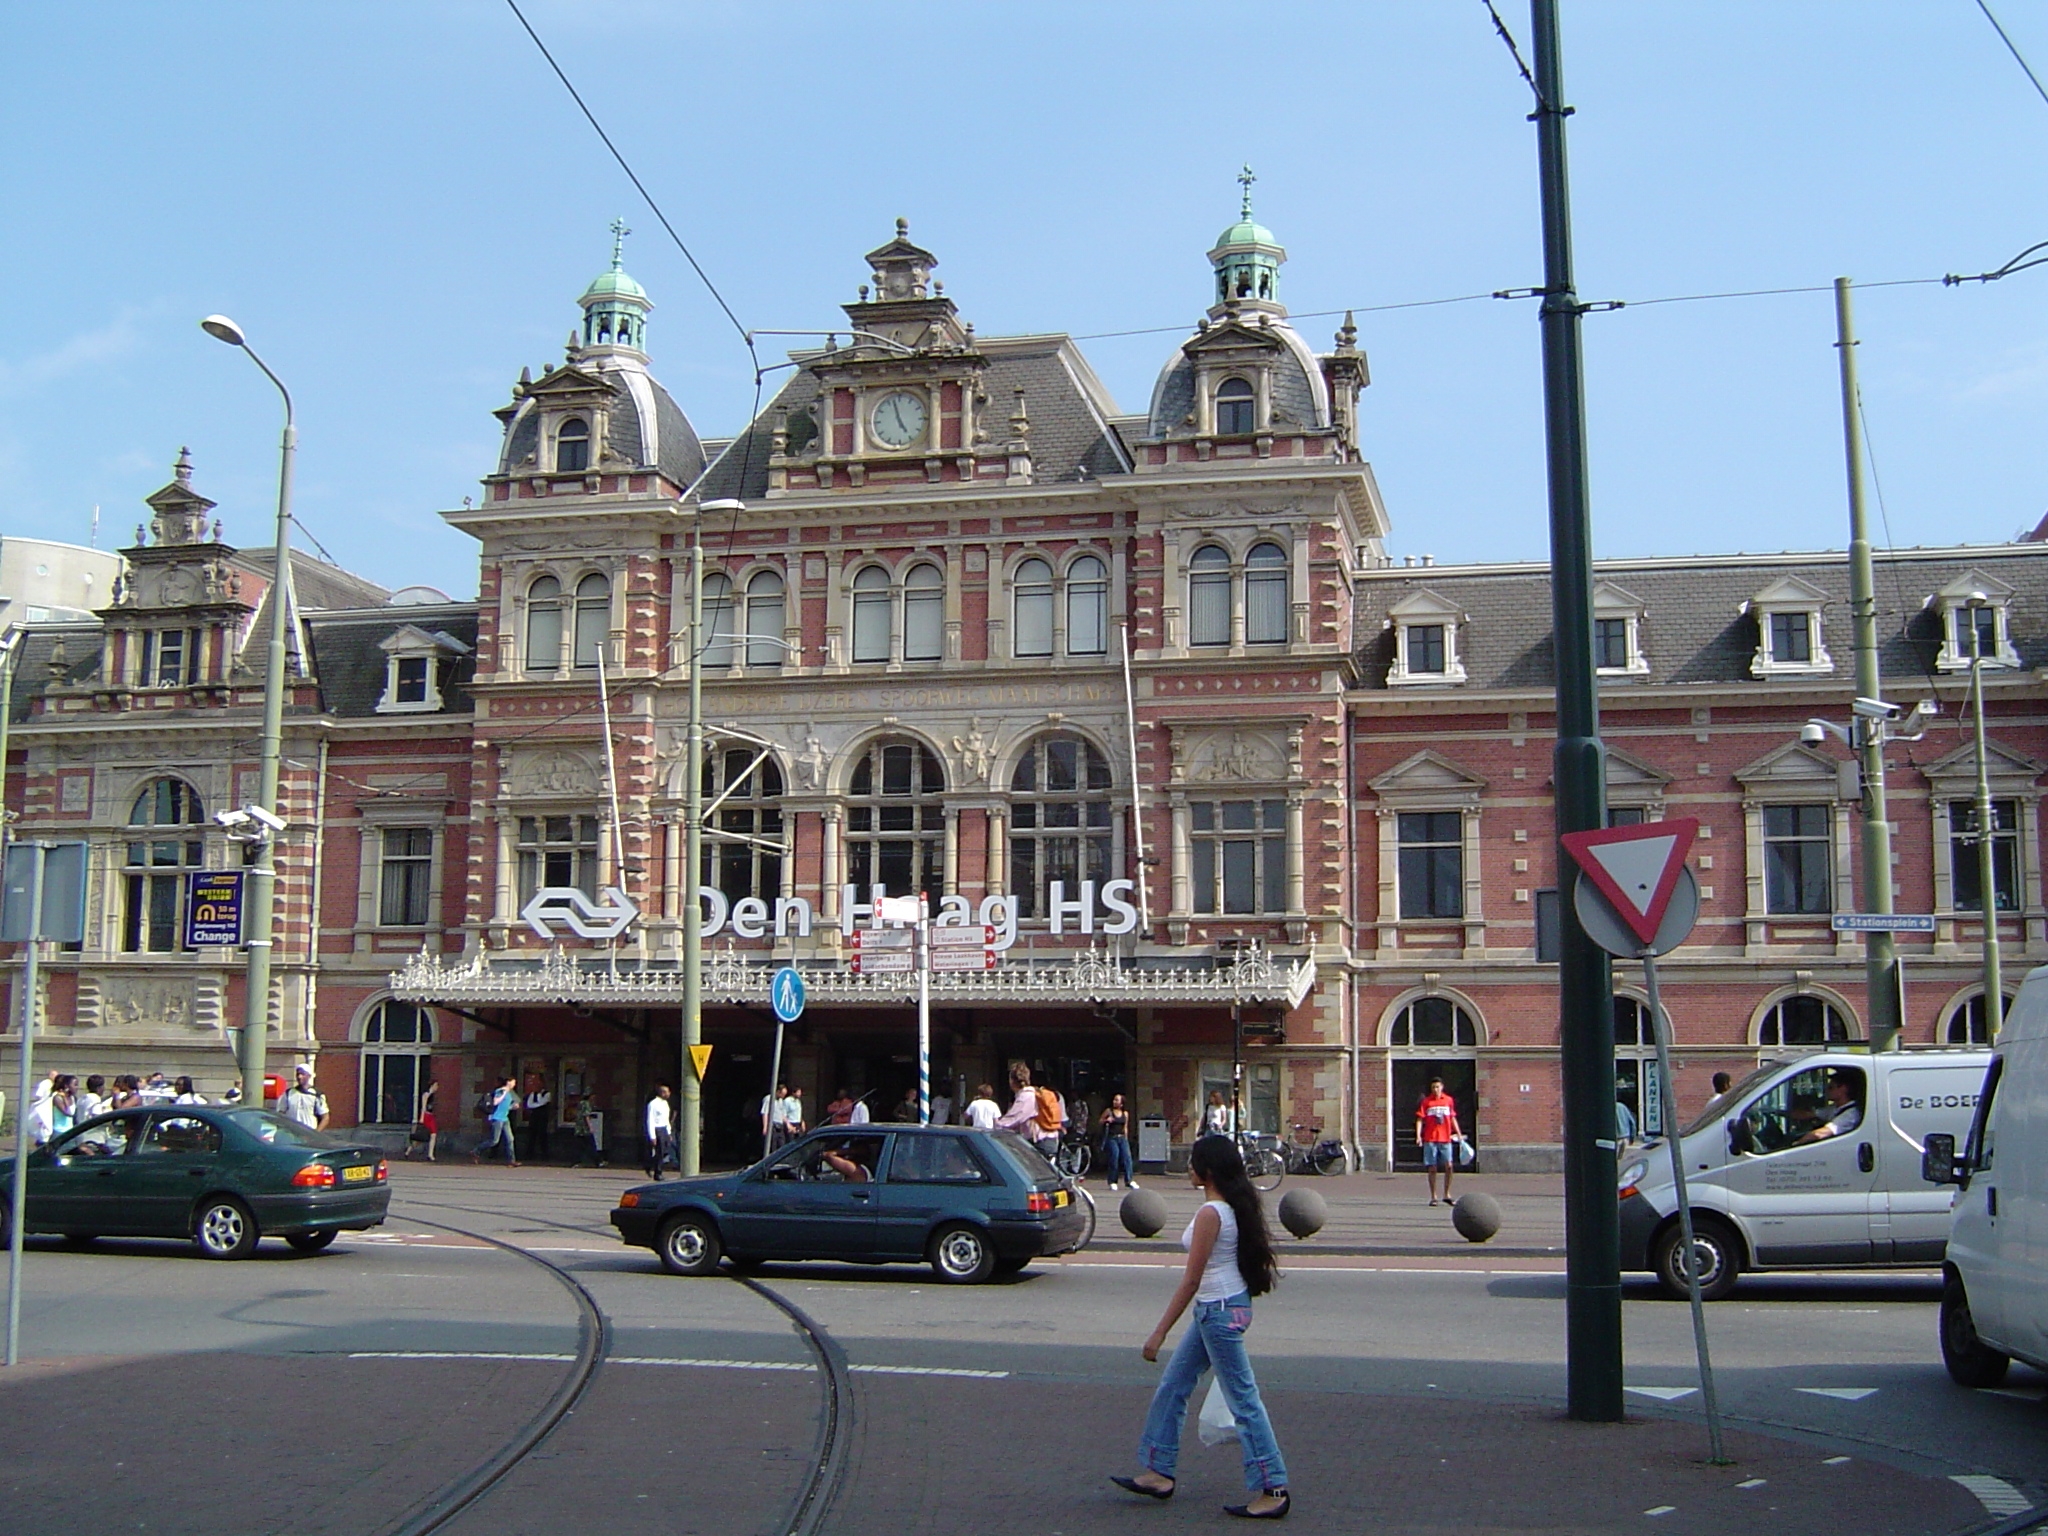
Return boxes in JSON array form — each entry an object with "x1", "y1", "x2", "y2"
[
  {"x1": 523, "y1": 1074, "x2": 553, "y2": 1162},
  {"x1": 964, "y1": 1083, "x2": 1000, "y2": 1131},
  {"x1": 645, "y1": 1084, "x2": 674, "y2": 1179},
  {"x1": 1711, "y1": 1071, "x2": 1733, "y2": 1096},
  {"x1": 409, "y1": 1081, "x2": 440, "y2": 1161},
  {"x1": 760, "y1": 1083, "x2": 793, "y2": 1150},
  {"x1": 1202, "y1": 1090, "x2": 1234, "y2": 1138},
  {"x1": 1415, "y1": 1075, "x2": 1459, "y2": 1205},
  {"x1": 1100, "y1": 1092, "x2": 1137, "y2": 1189},
  {"x1": 575, "y1": 1093, "x2": 607, "y2": 1166},
  {"x1": 281, "y1": 1064, "x2": 330, "y2": 1131},
  {"x1": 1111, "y1": 1134, "x2": 1290, "y2": 1520},
  {"x1": 994, "y1": 1062, "x2": 1043, "y2": 1144},
  {"x1": 472, "y1": 1075, "x2": 519, "y2": 1164}
]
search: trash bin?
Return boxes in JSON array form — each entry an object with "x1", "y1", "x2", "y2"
[{"x1": 1137, "y1": 1117, "x2": 1169, "y2": 1167}]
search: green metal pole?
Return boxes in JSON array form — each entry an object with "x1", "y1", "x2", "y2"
[
  {"x1": 1968, "y1": 608, "x2": 2003, "y2": 1038},
  {"x1": 1529, "y1": 0, "x2": 1622, "y2": 1423},
  {"x1": 6, "y1": 843, "x2": 45, "y2": 1367},
  {"x1": 680, "y1": 522, "x2": 703, "y2": 1175},
  {"x1": 1834, "y1": 280, "x2": 1901, "y2": 1053}
]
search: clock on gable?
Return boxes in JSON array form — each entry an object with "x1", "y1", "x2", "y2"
[{"x1": 870, "y1": 389, "x2": 928, "y2": 449}]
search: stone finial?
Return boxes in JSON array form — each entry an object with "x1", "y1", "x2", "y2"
[
  {"x1": 1009, "y1": 388, "x2": 1030, "y2": 439},
  {"x1": 1336, "y1": 310, "x2": 1358, "y2": 350},
  {"x1": 173, "y1": 446, "x2": 194, "y2": 485},
  {"x1": 896, "y1": 216, "x2": 910, "y2": 239}
]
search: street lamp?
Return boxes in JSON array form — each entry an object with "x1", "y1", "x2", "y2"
[
  {"x1": 1965, "y1": 592, "x2": 2004, "y2": 1041},
  {"x1": 201, "y1": 315, "x2": 296, "y2": 1108}
]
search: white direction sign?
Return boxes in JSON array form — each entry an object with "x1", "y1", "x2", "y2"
[
  {"x1": 1831, "y1": 913, "x2": 1936, "y2": 934},
  {"x1": 521, "y1": 885, "x2": 638, "y2": 941},
  {"x1": 930, "y1": 924, "x2": 995, "y2": 948}
]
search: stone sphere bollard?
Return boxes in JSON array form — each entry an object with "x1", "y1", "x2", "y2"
[
  {"x1": 1276, "y1": 1186, "x2": 1327, "y2": 1240},
  {"x1": 1120, "y1": 1188, "x2": 1169, "y2": 1238},
  {"x1": 1451, "y1": 1191, "x2": 1502, "y2": 1243}
]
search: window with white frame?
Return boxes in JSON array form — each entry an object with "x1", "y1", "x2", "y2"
[
  {"x1": 744, "y1": 571, "x2": 785, "y2": 666},
  {"x1": 516, "y1": 815, "x2": 600, "y2": 904},
  {"x1": 1013, "y1": 558, "x2": 1053, "y2": 658},
  {"x1": 555, "y1": 417, "x2": 591, "y2": 473},
  {"x1": 851, "y1": 564, "x2": 944, "y2": 664},
  {"x1": 852, "y1": 566, "x2": 891, "y2": 662},
  {"x1": 903, "y1": 564, "x2": 942, "y2": 661},
  {"x1": 360, "y1": 1000, "x2": 434, "y2": 1125},
  {"x1": 846, "y1": 739, "x2": 945, "y2": 896},
  {"x1": 378, "y1": 827, "x2": 434, "y2": 927},
  {"x1": 1189, "y1": 546, "x2": 1231, "y2": 646},
  {"x1": 1950, "y1": 799, "x2": 2020, "y2": 912},
  {"x1": 1384, "y1": 589, "x2": 1467, "y2": 686},
  {"x1": 570, "y1": 573, "x2": 610, "y2": 668},
  {"x1": 1592, "y1": 583, "x2": 1649, "y2": 676},
  {"x1": 1932, "y1": 580, "x2": 2020, "y2": 673},
  {"x1": 141, "y1": 628, "x2": 200, "y2": 688},
  {"x1": 375, "y1": 626, "x2": 467, "y2": 714},
  {"x1": 123, "y1": 778, "x2": 205, "y2": 953},
  {"x1": 1613, "y1": 997, "x2": 1663, "y2": 1138},
  {"x1": 1188, "y1": 797, "x2": 1287, "y2": 915},
  {"x1": 1746, "y1": 576, "x2": 1833, "y2": 677},
  {"x1": 1387, "y1": 996, "x2": 1477, "y2": 1047},
  {"x1": 1756, "y1": 994, "x2": 1853, "y2": 1046},
  {"x1": 1215, "y1": 377, "x2": 1256, "y2": 435},
  {"x1": 525, "y1": 576, "x2": 563, "y2": 671},
  {"x1": 1397, "y1": 811, "x2": 1464, "y2": 919},
  {"x1": 1763, "y1": 803, "x2": 1833, "y2": 915},
  {"x1": 700, "y1": 572, "x2": 737, "y2": 668},
  {"x1": 1009, "y1": 734, "x2": 1112, "y2": 919},
  {"x1": 1245, "y1": 542, "x2": 1288, "y2": 644},
  {"x1": 1065, "y1": 555, "x2": 1108, "y2": 655}
]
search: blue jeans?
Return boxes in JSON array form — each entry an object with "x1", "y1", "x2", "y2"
[
  {"x1": 1103, "y1": 1134, "x2": 1134, "y2": 1184},
  {"x1": 1139, "y1": 1293, "x2": 1288, "y2": 1493},
  {"x1": 480, "y1": 1119, "x2": 516, "y2": 1160}
]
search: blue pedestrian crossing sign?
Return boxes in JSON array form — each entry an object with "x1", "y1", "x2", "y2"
[{"x1": 771, "y1": 966, "x2": 806, "y2": 1023}]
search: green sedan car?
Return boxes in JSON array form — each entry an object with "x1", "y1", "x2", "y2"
[{"x1": 0, "y1": 1105, "x2": 390, "y2": 1258}]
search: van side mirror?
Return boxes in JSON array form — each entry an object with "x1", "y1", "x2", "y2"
[
  {"x1": 1921, "y1": 1132, "x2": 1958, "y2": 1186},
  {"x1": 1728, "y1": 1119, "x2": 1754, "y2": 1157}
]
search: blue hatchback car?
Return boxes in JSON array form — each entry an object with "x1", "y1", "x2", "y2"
[{"x1": 610, "y1": 1124, "x2": 1089, "y2": 1283}]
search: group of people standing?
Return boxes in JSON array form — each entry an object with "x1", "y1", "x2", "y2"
[{"x1": 19, "y1": 1070, "x2": 216, "y2": 1146}]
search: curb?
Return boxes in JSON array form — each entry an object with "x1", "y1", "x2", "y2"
[{"x1": 1082, "y1": 1239, "x2": 1564, "y2": 1259}]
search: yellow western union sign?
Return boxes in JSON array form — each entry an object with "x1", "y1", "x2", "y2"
[{"x1": 689, "y1": 1044, "x2": 713, "y2": 1081}]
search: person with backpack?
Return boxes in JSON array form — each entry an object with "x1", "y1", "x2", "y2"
[
  {"x1": 994, "y1": 1061, "x2": 1045, "y2": 1147},
  {"x1": 472, "y1": 1075, "x2": 519, "y2": 1165},
  {"x1": 1033, "y1": 1081, "x2": 1066, "y2": 1162},
  {"x1": 1112, "y1": 1134, "x2": 1290, "y2": 1520}
]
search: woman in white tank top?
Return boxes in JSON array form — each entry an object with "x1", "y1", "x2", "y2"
[{"x1": 1110, "y1": 1135, "x2": 1291, "y2": 1519}]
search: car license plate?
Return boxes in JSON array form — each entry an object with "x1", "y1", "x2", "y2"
[
  {"x1": 342, "y1": 1164, "x2": 373, "y2": 1183},
  {"x1": 1052, "y1": 1189, "x2": 1069, "y2": 1207}
]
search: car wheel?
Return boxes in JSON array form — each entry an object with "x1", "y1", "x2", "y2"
[
  {"x1": 286, "y1": 1231, "x2": 337, "y2": 1254},
  {"x1": 1652, "y1": 1216, "x2": 1740, "y2": 1302},
  {"x1": 1940, "y1": 1278, "x2": 2010, "y2": 1388},
  {"x1": 657, "y1": 1213, "x2": 721, "y2": 1277},
  {"x1": 193, "y1": 1197, "x2": 259, "y2": 1260},
  {"x1": 994, "y1": 1254, "x2": 1032, "y2": 1276},
  {"x1": 930, "y1": 1223, "x2": 997, "y2": 1284}
]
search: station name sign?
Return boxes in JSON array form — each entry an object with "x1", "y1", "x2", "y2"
[{"x1": 697, "y1": 879, "x2": 1141, "y2": 948}]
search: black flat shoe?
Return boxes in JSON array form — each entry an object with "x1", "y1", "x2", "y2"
[
  {"x1": 1224, "y1": 1490, "x2": 1290, "y2": 1520},
  {"x1": 1111, "y1": 1475, "x2": 1175, "y2": 1500}
]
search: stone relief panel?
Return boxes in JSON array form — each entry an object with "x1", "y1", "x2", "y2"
[
  {"x1": 89, "y1": 975, "x2": 198, "y2": 1033},
  {"x1": 507, "y1": 749, "x2": 599, "y2": 798},
  {"x1": 1179, "y1": 726, "x2": 1289, "y2": 785}
]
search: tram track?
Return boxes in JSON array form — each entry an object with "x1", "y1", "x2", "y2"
[{"x1": 384, "y1": 1191, "x2": 854, "y2": 1536}]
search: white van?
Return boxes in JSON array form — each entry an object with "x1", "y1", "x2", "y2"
[
  {"x1": 1924, "y1": 968, "x2": 2048, "y2": 1386},
  {"x1": 1618, "y1": 1047, "x2": 1994, "y2": 1299}
]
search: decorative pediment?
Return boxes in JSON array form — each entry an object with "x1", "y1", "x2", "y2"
[
  {"x1": 518, "y1": 364, "x2": 614, "y2": 401},
  {"x1": 509, "y1": 749, "x2": 598, "y2": 798},
  {"x1": 1181, "y1": 726, "x2": 1291, "y2": 784},
  {"x1": 1385, "y1": 586, "x2": 1462, "y2": 622},
  {"x1": 1931, "y1": 569, "x2": 2017, "y2": 605},
  {"x1": 1604, "y1": 746, "x2": 1673, "y2": 797},
  {"x1": 378, "y1": 624, "x2": 471, "y2": 657},
  {"x1": 1734, "y1": 742, "x2": 1842, "y2": 790},
  {"x1": 1181, "y1": 317, "x2": 1288, "y2": 359},
  {"x1": 1368, "y1": 749, "x2": 1485, "y2": 804},
  {"x1": 1921, "y1": 739, "x2": 2045, "y2": 793},
  {"x1": 1745, "y1": 574, "x2": 1830, "y2": 611},
  {"x1": 1592, "y1": 581, "x2": 1645, "y2": 615}
]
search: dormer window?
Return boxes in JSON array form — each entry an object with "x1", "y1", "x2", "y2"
[
  {"x1": 376, "y1": 625, "x2": 471, "y2": 714},
  {"x1": 556, "y1": 417, "x2": 590, "y2": 473},
  {"x1": 1746, "y1": 576, "x2": 1833, "y2": 678},
  {"x1": 1592, "y1": 582, "x2": 1649, "y2": 677},
  {"x1": 1931, "y1": 573, "x2": 2020, "y2": 672},
  {"x1": 393, "y1": 656, "x2": 431, "y2": 705},
  {"x1": 1216, "y1": 378, "x2": 1255, "y2": 436},
  {"x1": 1385, "y1": 588, "x2": 1467, "y2": 687}
]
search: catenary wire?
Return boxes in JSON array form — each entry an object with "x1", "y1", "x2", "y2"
[{"x1": 1974, "y1": 0, "x2": 2048, "y2": 110}]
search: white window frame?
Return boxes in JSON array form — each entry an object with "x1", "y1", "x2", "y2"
[
  {"x1": 1931, "y1": 574, "x2": 2021, "y2": 673},
  {"x1": 1745, "y1": 576, "x2": 1833, "y2": 678},
  {"x1": 1592, "y1": 582, "x2": 1650, "y2": 678},
  {"x1": 375, "y1": 625, "x2": 469, "y2": 714},
  {"x1": 1384, "y1": 589, "x2": 1467, "y2": 687}
]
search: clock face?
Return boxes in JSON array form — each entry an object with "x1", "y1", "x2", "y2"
[{"x1": 870, "y1": 390, "x2": 928, "y2": 449}]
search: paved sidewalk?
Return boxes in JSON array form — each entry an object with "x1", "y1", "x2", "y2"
[{"x1": 1085, "y1": 1170, "x2": 1569, "y2": 1257}]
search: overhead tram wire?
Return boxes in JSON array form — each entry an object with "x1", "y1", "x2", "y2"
[{"x1": 1974, "y1": 0, "x2": 2048, "y2": 112}]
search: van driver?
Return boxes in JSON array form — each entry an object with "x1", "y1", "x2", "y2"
[{"x1": 1795, "y1": 1073, "x2": 1863, "y2": 1145}]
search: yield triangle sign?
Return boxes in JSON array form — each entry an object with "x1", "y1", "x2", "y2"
[{"x1": 1560, "y1": 817, "x2": 1698, "y2": 947}]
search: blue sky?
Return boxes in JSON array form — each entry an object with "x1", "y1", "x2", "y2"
[{"x1": 3, "y1": 2, "x2": 2044, "y2": 600}]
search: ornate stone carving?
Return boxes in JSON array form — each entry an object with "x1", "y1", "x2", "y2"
[
  {"x1": 951, "y1": 717, "x2": 996, "y2": 786},
  {"x1": 95, "y1": 976, "x2": 197, "y2": 1033},
  {"x1": 1187, "y1": 727, "x2": 1286, "y2": 783},
  {"x1": 512, "y1": 750, "x2": 598, "y2": 796}
]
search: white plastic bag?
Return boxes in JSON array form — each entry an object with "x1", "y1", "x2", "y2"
[
  {"x1": 1455, "y1": 1134, "x2": 1476, "y2": 1168},
  {"x1": 1198, "y1": 1377, "x2": 1240, "y2": 1447}
]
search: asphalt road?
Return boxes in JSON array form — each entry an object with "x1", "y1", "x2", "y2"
[{"x1": 0, "y1": 1164, "x2": 2041, "y2": 1536}]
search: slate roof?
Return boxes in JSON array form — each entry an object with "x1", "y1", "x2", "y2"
[
  {"x1": 495, "y1": 369, "x2": 706, "y2": 489},
  {"x1": 1148, "y1": 345, "x2": 1324, "y2": 437},
  {"x1": 306, "y1": 606, "x2": 480, "y2": 718},
  {"x1": 694, "y1": 335, "x2": 1129, "y2": 502},
  {"x1": 5, "y1": 625, "x2": 102, "y2": 724},
  {"x1": 1354, "y1": 546, "x2": 2048, "y2": 693}
]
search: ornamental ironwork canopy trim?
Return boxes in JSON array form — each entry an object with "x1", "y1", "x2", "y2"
[{"x1": 387, "y1": 944, "x2": 1316, "y2": 1011}]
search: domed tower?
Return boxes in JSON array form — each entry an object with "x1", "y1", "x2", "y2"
[
  {"x1": 1136, "y1": 172, "x2": 1367, "y2": 469},
  {"x1": 483, "y1": 222, "x2": 706, "y2": 496}
]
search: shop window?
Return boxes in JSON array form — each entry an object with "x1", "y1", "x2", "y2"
[
  {"x1": 847, "y1": 740, "x2": 944, "y2": 897},
  {"x1": 360, "y1": 1000, "x2": 435, "y2": 1125},
  {"x1": 1397, "y1": 811, "x2": 1464, "y2": 919},
  {"x1": 1189, "y1": 798, "x2": 1286, "y2": 915},
  {"x1": 123, "y1": 778, "x2": 205, "y2": 953},
  {"x1": 1009, "y1": 735, "x2": 1112, "y2": 919}
]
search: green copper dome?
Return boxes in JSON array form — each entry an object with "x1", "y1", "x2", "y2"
[
  {"x1": 580, "y1": 264, "x2": 648, "y2": 303},
  {"x1": 1214, "y1": 215, "x2": 1278, "y2": 250}
]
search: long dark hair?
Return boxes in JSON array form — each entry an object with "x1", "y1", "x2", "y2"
[{"x1": 1189, "y1": 1135, "x2": 1279, "y2": 1297}]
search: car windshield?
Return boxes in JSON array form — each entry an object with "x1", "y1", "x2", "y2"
[
  {"x1": 982, "y1": 1129, "x2": 1059, "y2": 1184},
  {"x1": 1679, "y1": 1063, "x2": 1784, "y2": 1138},
  {"x1": 221, "y1": 1109, "x2": 345, "y2": 1148}
]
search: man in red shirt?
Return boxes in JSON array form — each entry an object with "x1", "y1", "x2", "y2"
[{"x1": 1415, "y1": 1077, "x2": 1461, "y2": 1206}]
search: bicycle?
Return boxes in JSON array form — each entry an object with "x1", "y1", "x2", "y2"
[
  {"x1": 1054, "y1": 1126, "x2": 1093, "y2": 1180},
  {"x1": 1282, "y1": 1122, "x2": 1349, "y2": 1177},
  {"x1": 1234, "y1": 1130, "x2": 1285, "y2": 1191}
]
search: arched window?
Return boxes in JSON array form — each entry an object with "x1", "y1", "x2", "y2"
[
  {"x1": 571, "y1": 572, "x2": 610, "y2": 668},
  {"x1": 745, "y1": 570, "x2": 786, "y2": 667},
  {"x1": 1245, "y1": 541, "x2": 1288, "y2": 644},
  {"x1": 1614, "y1": 997, "x2": 1660, "y2": 1138},
  {"x1": 1946, "y1": 992, "x2": 2008, "y2": 1045},
  {"x1": 847, "y1": 740, "x2": 945, "y2": 898},
  {"x1": 1215, "y1": 377, "x2": 1255, "y2": 436},
  {"x1": 1757, "y1": 994, "x2": 1853, "y2": 1047},
  {"x1": 1009, "y1": 734, "x2": 1112, "y2": 919},
  {"x1": 525, "y1": 575, "x2": 563, "y2": 672},
  {"x1": 701, "y1": 748, "x2": 784, "y2": 904},
  {"x1": 124, "y1": 778, "x2": 206, "y2": 953},
  {"x1": 360, "y1": 1001, "x2": 435, "y2": 1125},
  {"x1": 1189, "y1": 546, "x2": 1231, "y2": 646},
  {"x1": 700, "y1": 573, "x2": 736, "y2": 669},
  {"x1": 1066, "y1": 555, "x2": 1108, "y2": 656},
  {"x1": 903, "y1": 563, "x2": 943, "y2": 662},
  {"x1": 851, "y1": 566, "x2": 891, "y2": 662},
  {"x1": 556, "y1": 417, "x2": 590, "y2": 473},
  {"x1": 1387, "y1": 996, "x2": 1478, "y2": 1048},
  {"x1": 1013, "y1": 558, "x2": 1053, "y2": 658}
]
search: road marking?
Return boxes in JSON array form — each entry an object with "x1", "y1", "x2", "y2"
[
  {"x1": 1952, "y1": 1476, "x2": 2031, "y2": 1517},
  {"x1": 613, "y1": 1356, "x2": 814, "y2": 1372},
  {"x1": 1736, "y1": 1480, "x2": 1766, "y2": 1490},
  {"x1": 849, "y1": 1364, "x2": 1010, "y2": 1379},
  {"x1": 346, "y1": 1349, "x2": 1010, "y2": 1379},
  {"x1": 349, "y1": 1351, "x2": 576, "y2": 1362},
  {"x1": 1625, "y1": 1386, "x2": 1697, "y2": 1401},
  {"x1": 1823, "y1": 1456, "x2": 1852, "y2": 1465},
  {"x1": 1796, "y1": 1387, "x2": 1878, "y2": 1401},
  {"x1": 1644, "y1": 1506, "x2": 1677, "y2": 1517}
]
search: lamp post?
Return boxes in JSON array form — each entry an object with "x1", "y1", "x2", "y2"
[
  {"x1": 201, "y1": 315, "x2": 295, "y2": 1108},
  {"x1": 1965, "y1": 593, "x2": 2004, "y2": 1040}
]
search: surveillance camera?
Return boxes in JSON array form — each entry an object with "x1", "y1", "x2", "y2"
[
  {"x1": 244, "y1": 805, "x2": 287, "y2": 833},
  {"x1": 214, "y1": 809, "x2": 252, "y2": 829},
  {"x1": 1851, "y1": 696, "x2": 1903, "y2": 722},
  {"x1": 1800, "y1": 723, "x2": 1827, "y2": 747}
]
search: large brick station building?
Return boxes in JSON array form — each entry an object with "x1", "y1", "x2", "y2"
[{"x1": 5, "y1": 205, "x2": 2044, "y2": 1170}]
